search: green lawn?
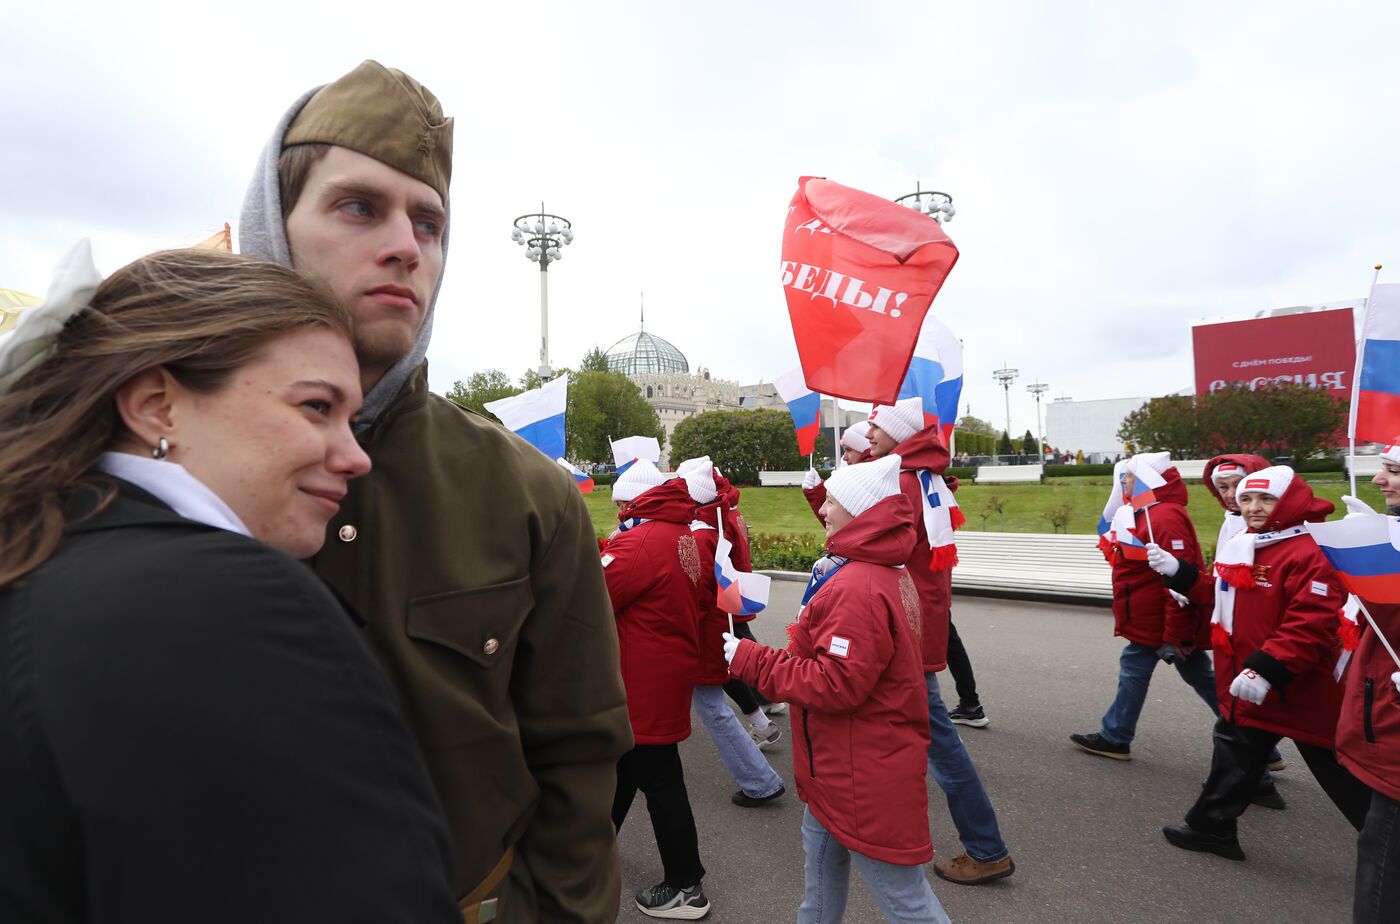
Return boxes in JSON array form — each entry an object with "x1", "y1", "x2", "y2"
[{"x1": 583, "y1": 475, "x2": 1390, "y2": 544}]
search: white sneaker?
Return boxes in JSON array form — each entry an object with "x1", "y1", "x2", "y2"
[
  {"x1": 749, "y1": 723, "x2": 782, "y2": 749},
  {"x1": 762, "y1": 702, "x2": 788, "y2": 715}
]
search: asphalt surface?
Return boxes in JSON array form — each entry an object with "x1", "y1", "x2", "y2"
[{"x1": 616, "y1": 583, "x2": 1357, "y2": 922}]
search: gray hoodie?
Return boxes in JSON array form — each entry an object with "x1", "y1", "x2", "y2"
[{"x1": 238, "y1": 86, "x2": 450, "y2": 432}]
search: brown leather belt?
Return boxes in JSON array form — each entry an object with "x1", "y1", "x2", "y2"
[{"x1": 459, "y1": 847, "x2": 513, "y2": 923}]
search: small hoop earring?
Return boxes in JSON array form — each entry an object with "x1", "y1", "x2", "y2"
[{"x1": 152, "y1": 437, "x2": 170, "y2": 461}]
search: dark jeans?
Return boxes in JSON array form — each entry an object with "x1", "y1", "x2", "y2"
[
  {"x1": 1355, "y1": 789, "x2": 1400, "y2": 924},
  {"x1": 946, "y1": 618, "x2": 979, "y2": 708},
  {"x1": 727, "y1": 621, "x2": 769, "y2": 708},
  {"x1": 1185, "y1": 719, "x2": 1371, "y2": 836},
  {"x1": 613, "y1": 744, "x2": 705, "y2": 889}
]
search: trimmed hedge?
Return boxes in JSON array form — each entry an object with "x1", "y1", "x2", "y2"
[
  {"x1": 749, "y1": 533, "x2": 825, "y2": 572},
  {"x1": 1044, "y1": 463, "x2": 1115, "y2": 477},
  {"x1": 592, "y1": 472, "x2": 619, "y2": 486}
]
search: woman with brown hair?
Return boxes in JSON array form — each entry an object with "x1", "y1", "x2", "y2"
[{"x1": 0, "y1": 244, "x2": 459, "y2": 922}]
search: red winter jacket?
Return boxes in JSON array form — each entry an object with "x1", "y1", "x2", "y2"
[
  {"x1": 730, "y1": 493, "x2": 932, "y2": 865},
  {"x1": 880, "y1": 426, "x2": 956, "y2": 672},
  {"x1": 690, "y1": 502, "x2": 731, "y2": 686},
  {"x1": 602, "y1": 481, "x2": 704, "y2": 745},
  {"x1": 1212, "y1": 480, "x2": 1346, "y2": 748},
  {"x1": 1337, "y1": 600, "x2": 1400, "y2": 801},
  {"x1": 1110, "y1": 468, "x2": 1210, "y2": 649},
  {"x1": 1170, "y1": 454, "x2": 1272, "y2": 608}
]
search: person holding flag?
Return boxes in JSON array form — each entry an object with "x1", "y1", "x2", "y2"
[
  {"x1": 1163, "y1": 466, "x2": 1371, "y2": 861},
  {"x1": 676, "y1": 456, "x2": 787, "y2": 808},
  {"x1": 866, "y1": 397, "x2": 1015, "y2": 887},
  {"x1": 1072, "y1": 452, "x2": 1218, "y2": 762},
  {"x1": 722, "y1": 454, "x2": 954, "y2": 924},
  {"x1": 601, "y1": 464, "x2": 713, "y2": 918}
]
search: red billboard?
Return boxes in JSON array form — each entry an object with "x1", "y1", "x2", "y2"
[{"x1": 1192, "y1": 308, "x2": 1356, "y2": 399}]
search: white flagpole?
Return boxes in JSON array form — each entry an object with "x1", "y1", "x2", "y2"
[
  {"x1": 831, "y1": 396, "x2": 841, "y2": 468},
  {"x1": 1355, "y1": 597, "x2": 1400, "y2": 673},
  {"x1": 1349, "y1": 264, "x2": 1383, "y2": 497},
  {"x1": 717, "y1": 510, "x2": 735, "y2": 638},
  {"x1": 1143, "y1": 504, "x2": 1155, "y2": 545}
]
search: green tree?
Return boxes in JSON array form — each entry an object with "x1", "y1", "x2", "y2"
[
  {"x1": 445, "y1": 370, "x2": 521, "y2": 418},
  {"x1": 1116, "y1": 395, "x2": 1200, "y2": 458},
  {"x1": 956, "y1": 415, "x2": 998, "y2": 436},
  {"x1": 567, "y1": 371, "x2": 663, "y2": 463},
  {"x1": 579, "y1": 346, "x2": 611, "y2": 373},
  {"x1": 1022, "y1": 429, "x2": 1039, "y2": 457},
  {"x1": 669, "y1": 409, "x2": 804, "y2": 485},
  {"x1": 1118, "y1": 383, "x2": 1345, "y2": 461},
  {"x1": 998, "y1": 430, "x2": 1015, "y2": 457}
]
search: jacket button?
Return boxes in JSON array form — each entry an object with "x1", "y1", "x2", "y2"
[
  {"x1": 483, "y1": 638, "x2": 500, "y2": 655},
  {"x1": 338, "y1": 524, "x2": 357, "y2": 542}
]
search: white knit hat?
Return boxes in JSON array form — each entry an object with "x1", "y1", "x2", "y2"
[
  {"x1": 840, "y1": 420, "x2": 872, "y2": 453},
  {"x1": 1129, "y1": 451, "x2": 1172, "y2": 476},
  {"x1": 1211, "y1": 461, "x2": 1245, "y2": 482},
  {"x1": 1236, "y1": 465, "x2": 1295, "y2": 501},
  {"x1": 612, "y1": 458, "x2": 665, "y2": 502},
  {"x1": 676, "y1": 456, "x2": 718, "y2": 505},
  {"x1": 868, "y1": 397, "x2": 924, "y2": 444},
  {"x1": 825, "y1": 454, "x2": 902, "y2": 519},
  {"x1": 1382, "y1": 445, "x2": 1400, "y2": 465}
]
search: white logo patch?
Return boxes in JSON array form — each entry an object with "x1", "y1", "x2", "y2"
[
  {"x1": 601, "y1": 554, "x2": 615, "y2": 568},
  {"x1": 1171, "y1": 540, "x2": 1184, "y2": 551},
  {"x1": 829, "y1": 636, "x2": 851, "y2": 658},
  {"x1": 1310, "y1": 580, "x2": 1328, "y2": 596}
]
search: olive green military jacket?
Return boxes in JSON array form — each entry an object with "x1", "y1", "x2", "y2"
[{"x1": 312, "y1": 365, "x2": 633, "y2": 923}]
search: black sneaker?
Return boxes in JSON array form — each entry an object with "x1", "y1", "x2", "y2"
[
  {"x1": 949, "y1": 703, "x2": 990, "y2": 728},
  {"x1": 1070, "y1": 732, "x2": 1131, "y2": 761},
  {"x1": 731, "y1": 785, "x2": 786, "y2": 807},
  {"x1": 1251, "y1": 781, "x2": 1287, "y2": 811},
  {"x1": 1162, "y1": 823, "x2": 1245, "y2": 861},
  {"x1": 635, "y1": 881, "x2": 711, "y2": 919}
]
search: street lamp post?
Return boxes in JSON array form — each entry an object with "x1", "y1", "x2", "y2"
[
  {"x1": 1027, "y1": 381, "x2": 1049, "y2": 461},
  {"x1": 510, "y1": 203, "x2": 574, "y2": 379},
  {"x1": 992, "y1": 363, "x2": 1019, "y2": 456}
]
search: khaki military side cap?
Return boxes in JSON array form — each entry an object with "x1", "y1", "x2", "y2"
[{"x1": 284, "y1": 60, "x2": 453, "y2": 201}]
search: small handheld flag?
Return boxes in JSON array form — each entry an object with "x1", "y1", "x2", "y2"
[
  {"x1": 1304, "y1": 515, "x2": 1400, "y2": 604},
  {"x1": 611, "y1": 435, "x2": 661, "y2": 475},
  {"x1": 715, "y1": 518, "x2": 770, "y2": 616},
  {"x1": 775, "y1": 368, "x2": 822, "y2": 455},
  {"x1": 1126, "y1": 461, "x2": 1166, "y2": 510},
  {"x1": 1110, "y1": 505, "x2": 1149, "y2": 561},
  {"x1": 483, "y1": 376, "x2": 567, "y2": 461},
  {"x1": 556, "y1": 458, "x2": 595, "y2": 493}
]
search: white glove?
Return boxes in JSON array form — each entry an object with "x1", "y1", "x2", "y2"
[
  {"x1": 1392, "y1": 670, "x2": 1400, "y2": 695},
  {"x1": 1146, "y1": 542, "x2": 1180, "y2": 578},
  {"x1": 722, "y1": 632, "x2": 740, "y2": 665},
  {"x1": 1229, "y1": 668, "x2": 1272, "y2": 705},
  {"x1": 802, "y1": 468, "x2": 822, "y2": 490},
  {"x1": 1342, "y1": 495, "x2": 1379, "y2": 519}
]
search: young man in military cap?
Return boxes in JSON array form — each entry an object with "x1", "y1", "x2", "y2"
[{"x1": 240, "y1": 61, "x2": 633, "y2": 924}]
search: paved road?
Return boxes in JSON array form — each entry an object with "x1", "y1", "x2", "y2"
[{"x1": 616, "y1": 584, "x2": 1356, "y2": 922}]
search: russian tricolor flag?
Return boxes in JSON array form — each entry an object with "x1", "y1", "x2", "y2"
[
  {"x1": 716, "y1": 524, "x2": 771, "y2": 616},
  {"x1": 1305, "y1": 515, "x2": 1400, "y2": 604},
  {"x1": 896, "y1": 314, "x2": 963, "y2": 445},
  {"x1": 1126, "y1": 462, "x2": 1165, "y2": 510},
  {"x1": 1109, "y1": 504, "x2": 1149, "y2": 560},
  {"x1": 611, "y1": 435, "x2": 661, "y2": 475},
  {"x1": 556, "y1": 458, "x2": 595, "y2": 493},
  {"x1": 483, "y1": 375, "x2": 567, "y2": 461},
  {"x1": 776, "y1": 368, "x2": 822, "y2": 455},
  {"x1": 1352, "y1": 283, "x2": 1400, "y2": 445}
]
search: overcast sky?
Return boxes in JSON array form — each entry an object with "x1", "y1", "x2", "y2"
[{"x1": 3, "y1": 1, "x2": 1397, "y2": 438}]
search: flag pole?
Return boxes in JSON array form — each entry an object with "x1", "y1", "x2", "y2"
[
  {"x1": 1349, "y1": 264, "x2": 1383, "y2": 497},
  {"x1": 1355, "y1": 597, "x2": 1400, "y2": 673},
  {"x1": 831, "y1": 396, "x2": 841, "y2": 468},
  {"x1": 1143, "y1": 504, "x2": 1155, "y2": 545}
]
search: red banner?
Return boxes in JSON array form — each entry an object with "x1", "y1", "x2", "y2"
[
  {"x1": 1192, "y1": 309, "x2": 1356, "y2": 399},
  {"x1": 781, "y1": 177, "x2": 959, "y2": 405}
]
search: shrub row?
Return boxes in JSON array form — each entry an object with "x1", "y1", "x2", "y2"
[{"x1": 749, "y1": 533, "x2": 825, "y2": 572}]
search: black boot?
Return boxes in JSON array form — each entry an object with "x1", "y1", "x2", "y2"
[{"x1": 1163, "y1": 823, "x2": 1246, "y2": 861}]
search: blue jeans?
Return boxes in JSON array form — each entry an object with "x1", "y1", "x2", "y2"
[
  {"x1": 692, "y1": 685, "x2": 783, "y2": 798},
  {"x1": 1099, "y1": 642, "x2": 1219, "y2": 746},
  {"x1": 926, "y1": 672, "x2": 1008, "y2": 863},
  {"x1": 798, "y1": 806, "x2": 951, "y2": 924}
]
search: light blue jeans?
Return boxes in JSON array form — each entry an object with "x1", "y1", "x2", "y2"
[
  {"x1": 1099, "y1": 642, "x2": 1218, "y2": 746},
  {"x1": 692, "y1": 685, "x2": 783, "y2": 798},
  {"x1": 926, "y1": 672, "x2": 1009, "y2": 863},
  {"x1": 799, "y1": 806, "x2": 951, "y2": 924}
]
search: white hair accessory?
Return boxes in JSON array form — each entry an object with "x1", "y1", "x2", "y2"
[{"x1": 0, "y1": 240, "x2": 101, "y2": 392}]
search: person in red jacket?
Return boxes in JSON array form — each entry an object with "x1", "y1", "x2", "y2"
[
  {"x1": 802, "y1": 420, "x2": 873, "y2": 520},
  {"x1": 1163, "y1": 466, "x2": 1371, "y2": 861},
  {"x1": 723, "y1": 454, "x2": 952, "y2": 923},
  {"x1": 602, "y1": 466, "x2": 712, "y2": 918},
  {"x1": 675, "y1": 456, "x2": 786, "y2": 807},
  {"x1": 1071, "y1": 452, "x2": 1219, "y2": 761},
  {"x1": 866, "y1": 397, "x2": 1014, "y2": 887},
  {"x1": 1336, "y1": 443, "x2": 1400, "y2": 922}
]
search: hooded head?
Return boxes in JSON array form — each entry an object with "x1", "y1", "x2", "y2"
[
  {"x1": 867, "y1": 398, "x2": 923, "y2": 448},
  {"x1": 1202, "y1": 453, "x2": 1271, "y2": 513},
  {"x1": 1235, "y1": 465, "x2": 1334, "y2": 532},
  {"x1": 822, "y1": 454, "x2": 903, "y2": 539},
  {"x1": 240, "y1": 60, "x2": 454, "y2": 431},
  {"x1": 676, "y1": 456, "x2": 718, "y2": 506},
  {"x1": 612, "y1": 458, "x2": 665, "y2": 504}
]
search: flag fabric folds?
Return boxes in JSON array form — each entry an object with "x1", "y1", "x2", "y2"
[
  {"x1": 1109, "y1": 504, "x2": 1149, "y2": 561},
  {"x1": 611, "y1": 435, "x2": 661, "y2": 474},
  {"x1": 556, "y1": 457, "x2": 595, "y2": 493},
  {"x1": 896, "y1": 314, "x2": 963, "y2": 445},
  {"x1": 1305, "y1": 514, "x2": 1400, "y2": 604},
  {"x1": 781, "y1": 176, "x2": 959, "y2": 405},
  {"x1": 1127, "y1": 462, "x2": 1165, "y2": 510},
  {"x1": 483, "y1": 375, "x2": 567, "y2": 461},
  {"x1": 715, "y1": 519, "x2": 770, "y2": 616},
  {"x1": 775, "y1": 368, "x2": 822, "y2": 455},
  {"x1": 1353, "y1": 282, "x2": 1400, "y2": 445}
]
